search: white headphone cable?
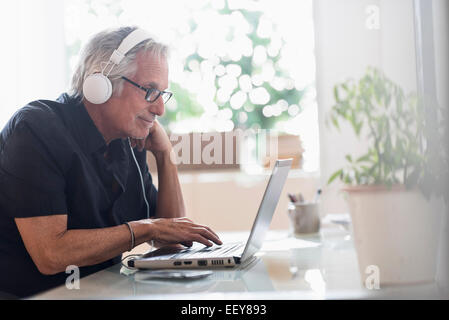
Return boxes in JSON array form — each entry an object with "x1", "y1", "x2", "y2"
[
  {"x1": 127, "y1": 138, "x2": 150, "y2": 220},
  {"x1": 120, "y1": 139, "x2": 151, "y2": 273}
]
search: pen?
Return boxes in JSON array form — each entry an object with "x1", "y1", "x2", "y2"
[
  {"x1": 314, "y1": 189, "x2": 322, "y2": 203},
  {"x1": 288, "y1": 193, "x2": 298, "y2": 203}
]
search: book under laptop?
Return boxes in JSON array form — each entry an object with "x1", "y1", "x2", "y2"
[{"x1": 128, "y1": 159, "x2": 292, "y2": 270}]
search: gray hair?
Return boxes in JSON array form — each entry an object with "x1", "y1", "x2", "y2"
[{"x1": 70, "y1": 26, "x2": 169, "y2": 99}]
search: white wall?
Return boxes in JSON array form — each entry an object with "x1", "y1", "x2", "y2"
[
  {"x1": 153, "y1": 170, "x2": 319, "y2": 232},
  {"x1": 314, "y1": 0, "x2": 418, "y2": 214},
  {"x1": 0, "y1": 0, "x2": 67, "y2": 129}
]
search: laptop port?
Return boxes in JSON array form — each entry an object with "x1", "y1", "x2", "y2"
[
  {"x1": 173, "y1": 261, "x2": 182, "y2": 266},
  {"x1": 183, "y1": 261, "x2": 192, "y2": 265},
  {"x1": 198, "y1": 260, "x2": 208, "y2": 266}
]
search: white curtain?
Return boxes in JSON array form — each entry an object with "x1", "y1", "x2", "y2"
[{"x1": 0, "y1": 0, "x2": 67, "y2": 129}]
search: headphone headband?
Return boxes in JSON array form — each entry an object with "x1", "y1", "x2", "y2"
[
  {"x1": 109, "y1": 29, "x2": 153, "y2": 65},
  {"x1": 83, "y1": 28, "x2": 153, "y2": 105}
]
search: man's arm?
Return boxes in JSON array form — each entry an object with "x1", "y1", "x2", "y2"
[
  {"x1": 153, "y1": 149, "x2": 185, "y2": 218},
  {"x1": 14, "y1": 215, "x2": 148, "y2": 275},
  {"x1": 15, "y1": 215, "x2": 221, "y2": 275},
  {"x1": 131, "y1": 120, "x2": 186, "y2": 219},
  {"x1": 9, "y1": 118, "x2": 220, "y2": 277}
]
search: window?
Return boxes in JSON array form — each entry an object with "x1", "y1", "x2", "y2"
[
  {"x1": 0, "y1": 0, "x2": 66, "y2": 130},
  {"x1": 1, "y1": 0, "x2": 319, "y2": 173}
]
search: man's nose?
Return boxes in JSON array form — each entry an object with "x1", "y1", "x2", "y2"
[{"x1": 149, "y1": 97, "x2": 165, "y2": 117}]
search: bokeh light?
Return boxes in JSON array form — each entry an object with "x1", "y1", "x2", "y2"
[{"x1": 64, "y1": 0, "x2": 319, "y2": 171}]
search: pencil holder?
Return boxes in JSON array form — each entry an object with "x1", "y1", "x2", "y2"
[{"x1": 287, "y1": 202, "x2": 320, "y2": 235}]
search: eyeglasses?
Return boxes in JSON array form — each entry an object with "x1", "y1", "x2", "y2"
[{"x1": 121, "y1": 76, "x2": 173, "y2": 104}]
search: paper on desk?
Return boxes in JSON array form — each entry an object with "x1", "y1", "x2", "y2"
[{"x1": 260, "y1": 237, "x2": 321, "y2": 252}]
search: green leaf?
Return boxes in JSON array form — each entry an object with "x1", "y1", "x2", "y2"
[
  {"x1": 354, "y1": 121, "x2": 363, "y2": 136},
  {"x1": 328, "y1": 169, "x2": 344, "y2": 185},
  {"x1": 356, "y1": 153, "x2": 371, "y2": 163},
  {"x1": 324, "y1": 66, "x2": 440, "y2": 190},
  {"x1": 334, "y1": 86, "x2": 341, "y2": 103},
  {"x1": 355, "y1": 169, "x2": 361, "y2": 185},
  {"x1": 344, "y1": 173, "x2": 353, "y2": 184},
  {"x1": 331, "y1": 114, "x2": 340, "y2": 130}
]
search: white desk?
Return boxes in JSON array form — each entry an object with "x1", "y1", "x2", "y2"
[{"x1": 31, "y1": 223, "x2": 449, "y2": 300}]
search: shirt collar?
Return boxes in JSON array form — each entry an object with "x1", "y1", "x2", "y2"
[
  {"x1": 75, "y1": 100, "x2": 130, "y2": 191},
  {"x1": 105, "y1": 138, "x2": 130, "y2": 191},
  {"x1": 58, "y1": 94, "x2": 130, "y2": 191},
  {"x1": 61, "y1": 94, "x2": 108, "y2": 155}
]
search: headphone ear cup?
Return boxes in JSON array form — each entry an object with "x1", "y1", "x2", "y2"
[{"x1": 83, "y1": 73, "x2": 113, "y2": 104}]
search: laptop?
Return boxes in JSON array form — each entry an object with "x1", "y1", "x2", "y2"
[{"x1": 128, "y1": 159, "x2": 292, "y2": 270}]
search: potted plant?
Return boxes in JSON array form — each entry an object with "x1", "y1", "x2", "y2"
[{"x1": 327, "y1": 67, "x2": 448, "y2": 286}]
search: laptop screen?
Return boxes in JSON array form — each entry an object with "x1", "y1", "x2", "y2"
[{"x1": 240, "y1": 159, "x2": 292, "y2": 261}]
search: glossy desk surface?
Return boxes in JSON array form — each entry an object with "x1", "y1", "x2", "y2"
[{"x1": 31, "y1": 223, "x2": 449, "y2": 300}]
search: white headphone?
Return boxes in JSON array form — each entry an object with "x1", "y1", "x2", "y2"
[{"x1": 83, "y1": 28, "x2": 153, "y2": 104}]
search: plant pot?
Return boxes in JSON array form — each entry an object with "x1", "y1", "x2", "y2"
[{"x1": 344, "y1": 185, "x2": 442, "y2": 286}]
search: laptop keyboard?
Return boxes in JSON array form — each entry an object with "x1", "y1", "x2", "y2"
[{"x1": 172, "y1": 243, "x2": 244, "y2": 259}]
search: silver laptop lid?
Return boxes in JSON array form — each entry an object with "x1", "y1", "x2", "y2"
[{"x1": 240, "y1": 159, "x2": 292, "y2": 261}]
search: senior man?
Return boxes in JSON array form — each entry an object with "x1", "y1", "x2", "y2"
[{"x1": 0, "y1": 26, "x2": 221, "y2": 298}]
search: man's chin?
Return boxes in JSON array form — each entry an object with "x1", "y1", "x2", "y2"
[
  {"x1": 130, "y1": 135, "x2": 147, "y2": 141},
  {"x1": 131, "y1": 128, "x2": 151, "y2": 140}
]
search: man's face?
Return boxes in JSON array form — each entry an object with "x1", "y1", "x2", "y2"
[{"x1": 108, "y1": 50, "x2": 168, "y2": 140}]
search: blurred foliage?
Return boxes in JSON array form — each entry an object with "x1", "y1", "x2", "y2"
[
  {"x1": 159, "y1": 82, "x2": 204, "y2": 127},
  {"x1": 169, "y1": 0, "x2": 306, "y2": 130},
  {"x1": 75, "y1": 0, "x2": 308, "y2": 131},
  {"x1": 327, "y1": 67, "x2": 448, "y2": 201}
]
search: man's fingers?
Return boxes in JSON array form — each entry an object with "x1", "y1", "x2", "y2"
[
  {"x1": 129, "y1": 138, "x2": 145, "y2": 151},
  {"x1": 193, "y1": 227, "x2": 222, "y2": 245},
  {"x1": 137, "y1": 139, "x2": 145, "y2": 152},
  {"x1": 151, "y1": 218, "x2": 222, "y2": 247},
  {"x1": 190, "y1": 234, "x2": 213, "y2": 247},
  {"x1": 200, "y1": 225, "x2": 221, "y2": 241},
  {"x1": 181, "y1": 241, "x2": 193, "y2": 247},
  {"x1": 180, "y1": 220, "x2": 222, "y2": 245},
  {"x1": 175, "y1": 218, "x2": 218, "y2": 237},
  {"x1": 176, "y1": 219, "x2": 222, "y2": 245},
  {"x1": 175, "y1": 217, "x2": 194, "y2": 224}
]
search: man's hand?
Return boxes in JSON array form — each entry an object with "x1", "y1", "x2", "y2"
[
  {"x1": 145, "y1": 217, "x2": 223, "y2": 248},
  {"x1": 130, "y1": 119, "x2": 185, "y2": 220},
  {"x1": 129, "y1": 120, "x2": 172, "y2": 157}
]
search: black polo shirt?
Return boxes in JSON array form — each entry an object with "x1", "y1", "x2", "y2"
[{"x1": 0, "y1": 93, "x2": 158, "y2": 298}]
